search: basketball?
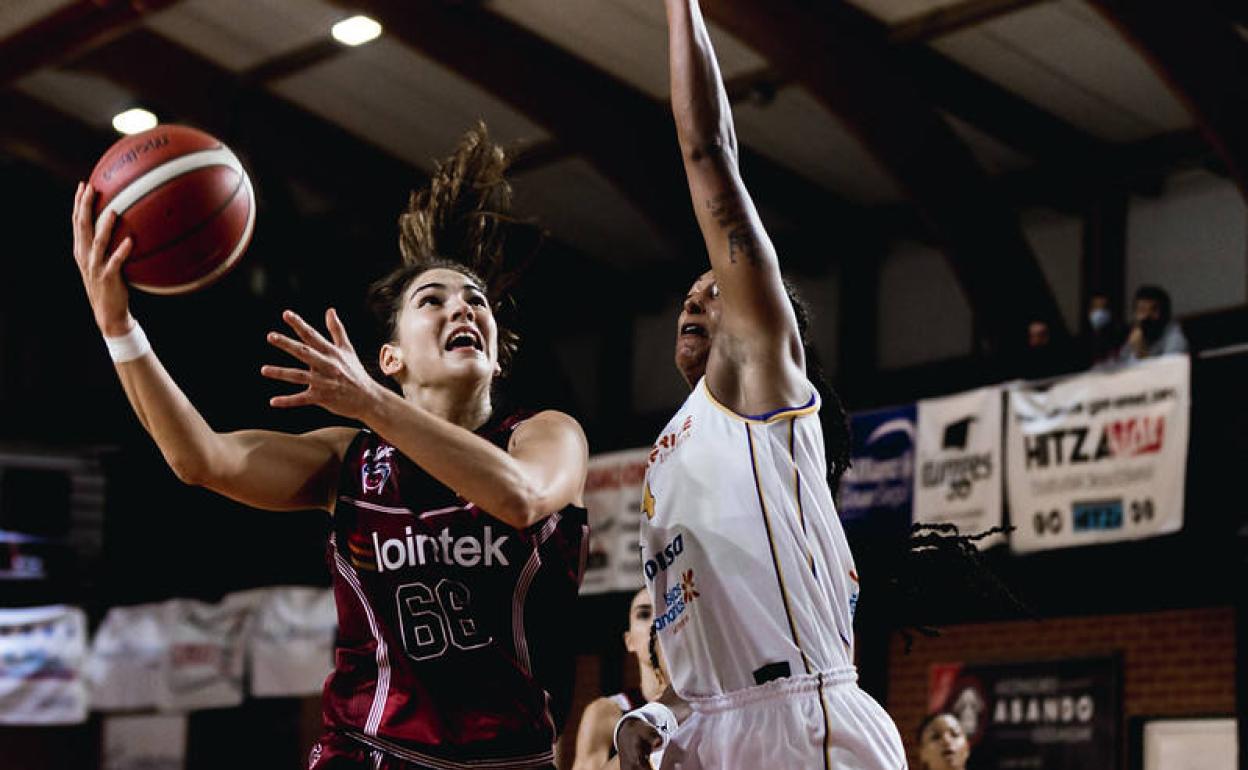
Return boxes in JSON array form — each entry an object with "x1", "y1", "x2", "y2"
[{"x1": 88, "y1": 124, "x2": 255, "y2": 295}]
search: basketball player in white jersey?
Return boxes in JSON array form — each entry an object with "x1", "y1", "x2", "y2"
[{"x1": 614, "y1": 1, "x2": 908, "y2": 768}]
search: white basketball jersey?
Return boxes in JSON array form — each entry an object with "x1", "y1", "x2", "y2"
[{"x1": 640, "y1": 379, "x2": 860, "y2": 698}]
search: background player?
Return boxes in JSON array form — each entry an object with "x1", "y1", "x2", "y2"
[
  {"x1": 70, "y1": 125, "x2": 589, "y2": 770},
  {"x1": 572, "y1": 588, "x2": 668, "y2": 770},
  {"x1": 614, "y1": 1, "x2": 907, "y2": 767}
]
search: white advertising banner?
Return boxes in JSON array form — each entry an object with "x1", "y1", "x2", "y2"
[
  {"x1": 158, "y1": 591, "x2": 263, "y2": 711},
  {"x1": 913, "y1": 386, "x2": 1005, "y2": 547},
  {"x1": 0, "y1": 605, "x2": 88, "y2": 724},
  {"x1": 1007, "y1": 355, "x2": 1190, "y2": 553},
  {"x1": 581, "y1": 448, "x2": 650, "y2": 595},
  {"x1": 248, "y1": 586, "x2": 336, "y2": 697},
  {"x1": 85, "y1": 602, "x2": 172, "y2": 712},
  {"x1": 103, "y1": 713, "x2": 188, "y2": 770}
]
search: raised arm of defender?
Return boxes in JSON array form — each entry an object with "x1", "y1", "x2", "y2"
[{"x1": 664, "y1": 0, "x2": 807, "y2": 414}]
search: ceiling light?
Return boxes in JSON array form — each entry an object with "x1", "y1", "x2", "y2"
[
  {"x1": 112, "y1": 107, "x2": 158, "y2": 135},
  {"x1": 332, "y1": 15, "x2": 382, "y2": 46}
]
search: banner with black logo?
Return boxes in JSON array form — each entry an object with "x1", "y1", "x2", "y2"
[
  {"x1": 581, "y1": 448, "x2": 650, "y2": 595},
  {"x1": 1006, "y1": 355, "x2": 1189, "y2": 553},
  {"x1": 913, "y1": 386, "x2": 1005, "y2": 546},
  {"x1": 838, "y1": 404, "x2": 916, "y2": 524},
  {"x1": 928, "y1": 656, "x2": 1120, "y2": 770}
]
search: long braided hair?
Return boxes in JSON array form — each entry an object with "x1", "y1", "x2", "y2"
[{"x1": 781, "y1": 283, "x2": 1028, "y2": 648}]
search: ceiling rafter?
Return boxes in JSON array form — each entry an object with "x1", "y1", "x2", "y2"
[
  {"x1": 1087, "y1": 0, "x2": 1248, "y2": 198},
  {"x1": 698, "y1": 0, "x2": 1067, "y2": 347},
  {"x1": 888, "y1": 0, "x2": 1051, "y2": 44},
  {"x1": 67, "y1": 28, "x2": 419, "y2": 212},
  {"x1": 322, "y1": 0, "x2": 888, "y2": 260},
  {"x1": 0, "y1": 0, "x2": 181, "y2": 87}
]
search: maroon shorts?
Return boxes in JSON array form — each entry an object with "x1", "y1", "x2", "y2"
[{"x1": 307, "y1": 731, "x2": 556, "y2": 770}]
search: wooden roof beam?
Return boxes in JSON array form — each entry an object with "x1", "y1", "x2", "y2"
[
  {"x1": 1088, "y1": 0, "x2": 1248, "y2": 198},
  {"x1": 700, "y1": 0, "x2": 1068, "y2": 348}
]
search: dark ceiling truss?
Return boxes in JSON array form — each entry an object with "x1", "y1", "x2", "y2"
[
  {"x1": 0, "y1": 0, "x2": 180, "y2": 88},
  {"x1": 697, "y1": 0, "x2": 1067, "y2": 347},
  {"x1": 1088, "y1": 0, "x2": 1248, "y2": 199}
]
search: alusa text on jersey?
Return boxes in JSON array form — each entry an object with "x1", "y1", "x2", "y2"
[{"x1": 371, "y1": 526, "x2": 510, "y2": 572}]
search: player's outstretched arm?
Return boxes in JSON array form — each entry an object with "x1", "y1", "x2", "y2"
[
  {"x1": 71, "y1": 182, "x2": 352, "y2": 512},
  {"x1": 572, "y1": 697, "x2": 621, "y2": 770},
  {"x1": 663, "y1": 0, "x2": 806, "y2": 412},
  {"x1": 263, "y1": 310, "x2": 588, "y2": 530}
]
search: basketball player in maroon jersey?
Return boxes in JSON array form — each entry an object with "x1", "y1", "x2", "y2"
[{"x1": 70, "y1": 126, "x2": 589, "y2": 770}]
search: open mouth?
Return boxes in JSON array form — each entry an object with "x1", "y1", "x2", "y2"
[
  {"x1": 679, "y1": 323, "x2": 707, "y2": 338},
  {"x1": 444, "y1": 327, "x2": 484, "y2": 352}
]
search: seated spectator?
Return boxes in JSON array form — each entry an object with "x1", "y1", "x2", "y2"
[
  {"x1": 1084, "y1": 291, "x2": 1126, "y2": 369},
  {"x1": 1117, "y1": 285, "x2": 1189, "y2": 364},
  {"x1": 1018, "y1": 318, "x2": 1075, "y2": 380},
  {"x1": 916, "y1": 711, "x2": 971, "y2": 770}
]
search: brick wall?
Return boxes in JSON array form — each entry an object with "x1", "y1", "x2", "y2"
[{"x1": 887, "y1": 606, "x2": 1236, "y2": 768}]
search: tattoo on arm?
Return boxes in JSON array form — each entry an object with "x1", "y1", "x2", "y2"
[{"x1": 706, "y1": 193, "x2": 763, "y2": 266}]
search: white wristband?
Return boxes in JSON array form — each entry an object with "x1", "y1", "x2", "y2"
[
  {"x1": 613, "y1": 701, "x2": 679, "y2": 755},
  {"x1": 104, "y1": 321, "x2": 151, "y2": 363}
]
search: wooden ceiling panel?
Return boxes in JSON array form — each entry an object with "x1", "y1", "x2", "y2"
[
  {"x1": 511, "y1": 157, "x2": 678, "y2": 267},
  {"x1": 733, "y1": 85, "x2": 904, "y2": 204},
  {"x1": 932, "y1": 0, "x2": 1192, "y2": 141},
  {"x1": 0, "y1": 0, "x2": 74, "y2": 40},
  {"x1": 845, "y1": 0, "x2": 979, "y2": 26},
  {"x1": 486, "y1": 0, "x2": 765, "y2": 99},
  {"x1": 144, "y1": 0, "x2": 348, "y2": 73},
  {"x1": 15, "y1": 68, "x2": 139, "y2": 132},
  {"x1": 269, "y1": 37, "x2": 549, "y2": 171}
]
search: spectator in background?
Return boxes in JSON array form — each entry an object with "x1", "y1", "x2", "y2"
[
  {"x1": 1117, "y1": 284, "x2": 1189, "y2": 364},
  {"x1": 1018, "y1": 318, "x2": 1075, "y2": 380},
  {"x1": 916, "y1": 711, "x2": 971, "y2": 770},
  {"x1": 1084, "y1": 291, "x2": 1126, "y2": 369}
]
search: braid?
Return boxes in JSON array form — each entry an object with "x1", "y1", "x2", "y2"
[
  {"x1": 858, "y1": 522, "x2": 1032, "y2": 653},
  {"x1": 780, "y1": 279, "x2": 852, "y2": 489}
]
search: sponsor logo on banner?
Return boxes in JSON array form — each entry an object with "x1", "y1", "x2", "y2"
[
  {"x1": 913, "y1": 387, "x2": 1005, "y2": 546},
  {"x1": 581, "y1": 448, "x2": 652, "y2": 595},
  {"x1": 0, "y1": 605, "x2": 88, "y2": 725},
  {"x1": 838, "y1": 405, "x2": 916, "y2": 523},
  {"x1": 1007, "y1": 355, "x2": 1189, "y2": 553},
  {"x1": 929, "y1": 657, "x2": 1120, "y2": 769}
]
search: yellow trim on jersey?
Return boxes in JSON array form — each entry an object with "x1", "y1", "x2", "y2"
[
  {"x1": 700, "y1": 379, "x2": 820, "y2": 424},
  {"x1": 746, "y1": 423, "x2": 813, "y2": 676}
]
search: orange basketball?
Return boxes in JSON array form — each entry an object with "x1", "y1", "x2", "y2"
[{"x1": 88, "y1": 124, "x2": 255, "y2": 295}]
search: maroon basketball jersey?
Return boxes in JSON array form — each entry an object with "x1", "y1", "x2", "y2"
[{"x1": 322, "y1": 412, "x2": 588, "y2": 768}]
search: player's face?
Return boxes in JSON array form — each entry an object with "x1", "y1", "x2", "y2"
[
  {"x1": 386, "y1": 267, "x2": 499, "y2": 389},
  {"x1": 675, "y1": 271, "x2": 721, "y2": 388},
  {"x1": 918, "y1": 715, "x2": 969, "y2": 770},
  {"x1": 623, "y1": 588, "x2": 654, "y2": 660}
]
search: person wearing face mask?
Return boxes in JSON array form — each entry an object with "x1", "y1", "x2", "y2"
[
  {"x1": 1116, "y1": 285, "x2": 1189, "y2": 364},
  {"x1": 916, "y1": 712, "x2": 972, "y2": 770},
  {"x1": 71, "y1": 124, "x2": 589, "y2": 770},
  {"x1": 1084, "y1": 292, "x2": 1125, "y2": 369}
]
